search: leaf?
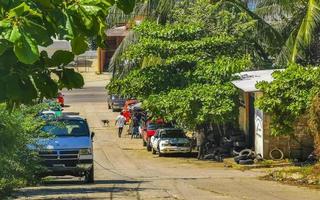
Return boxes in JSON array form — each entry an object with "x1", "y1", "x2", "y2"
[
  {"x1": 9, "y1": 26, "x2": 22, "y2": 43},
  {"x1": 8, "y1": 2, "x2": 41, "y2": 18},
  {"x1": 71, "y1": 35, "x2": 88, "y2": 55},
  {"x1": 33, "y1": 73, "x2": 58, "y2": 98},
  {"x1": 51, "y1": 50, "x2": 75, "y2": 66},
  {"x1": 116, "y1": 0, "x2": 135, "y2": 14},
  {"x1": 34, "y1": 0, "x2": 53, "y2": 8},
  {"x1": 14, "y1": 33, "x2": 39, "y2": 64},
  {"x1": 0, "y1": 39, "x2": 9, "y2": 56},
  {"x1": 58, "y1": 68, "x2": 84, "y2": 89},
  {"x1": 23, "y1": 19, "x2": 53, "y2": 46}
]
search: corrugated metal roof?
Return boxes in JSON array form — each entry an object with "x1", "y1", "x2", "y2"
[
  {"x1": 232, "y1": 69, "x2": 284, "y2": 92},
  {"x1": 105, "y1": 26, "x2": 129, "y2": 37}
]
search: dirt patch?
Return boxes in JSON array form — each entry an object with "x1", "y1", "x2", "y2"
[{"x1": 262, "y1": 163, "x2": 320, "y2": 189}]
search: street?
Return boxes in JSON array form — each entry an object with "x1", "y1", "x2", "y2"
[{"x1": 16, "y1": 74, "x2": 320, "y2": 200}]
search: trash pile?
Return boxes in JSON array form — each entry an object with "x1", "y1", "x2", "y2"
[
  {"x1": 233, "y1": 149, "x2": 263, "y2": 165},
  {"x1": 202, "y1": 132, "x2": 248, "y2": 162}
]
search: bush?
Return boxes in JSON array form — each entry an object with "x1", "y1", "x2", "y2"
[{"x1": 0, "y1": 104, "x2": 46, "y2": 198}]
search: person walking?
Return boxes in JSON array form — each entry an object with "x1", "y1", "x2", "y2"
[
  {"x1": 115, "y1": 112, "x2": 126, "y2": 138},
  {"x1": 131, "y1": 113, "x2": 139, "y2": 139}
]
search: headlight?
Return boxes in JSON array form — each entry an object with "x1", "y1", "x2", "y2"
[
  {"x1": 161, "y1": 141, "x2": 170, "y2": 147},
  {"x1": 79, "y1": 148, "x2": 92, "y2": 155}
]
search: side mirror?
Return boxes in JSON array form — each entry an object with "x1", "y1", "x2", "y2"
[{"x1": 91, "y1": 132, "x2": 95, "y2": 140}]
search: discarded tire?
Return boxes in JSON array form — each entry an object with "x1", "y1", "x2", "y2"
[
  {"x1": 239, "y1": 159, "x2": 254, "y2": 165},
  {"x1": 232, "y1": 149, "x2": 240, "y2": 156},
  {"x1": 269, "y1": 148, "x2": 284, "y2": 161},
  {"x1": 234, "y1": 155, "x2": 248, "y2": 163},
  {"x1": 239, "y1": 149, "x2": 254, "y2": 157}
]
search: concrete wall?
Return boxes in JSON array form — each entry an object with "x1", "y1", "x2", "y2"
[{"x1": 238, "y1": 91, "x2": 314, "y2": 160}]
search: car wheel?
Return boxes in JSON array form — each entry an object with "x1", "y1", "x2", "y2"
[
  {"x1": 158, "y1": 146, "x2": 163, "y2": 157},
  {"x1": 152, "y1": 147, "x2": 156, "y2": 154},
  {"x1": 85, "y1": 166, "x2": 94, "y2": 183},
  {"x1": 147, "y1": 144, "x2": 152, "y2": 151},
  {"x1": 108, "y1": 104, "x2": 111, "y2": 109},
  {"x1": 143, "y1": 140, "x2": 147, "y2": 147}
]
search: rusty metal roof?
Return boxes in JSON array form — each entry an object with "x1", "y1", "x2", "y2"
[
  {"x1": 232, "y1": 69, "x2": 284, "y2": 92},
  {"x1": 105, "y1": 26, "x2": 129, "y2": 37}
]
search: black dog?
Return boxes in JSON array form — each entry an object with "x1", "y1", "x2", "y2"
[{"x1": 101, "y1": 119, "x2": 110, "y2": 126}]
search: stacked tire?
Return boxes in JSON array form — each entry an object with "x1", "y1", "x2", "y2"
[{"x1": 234, "y1": 149, "x2": 256, "y2": 165}]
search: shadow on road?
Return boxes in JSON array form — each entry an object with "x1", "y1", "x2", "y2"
[
  {"x1": 41, "y1": 179, "x2": 146, "y2": 186},
  {"x1": 18, "y1": 179, "x2": 148, "y2": 199}
]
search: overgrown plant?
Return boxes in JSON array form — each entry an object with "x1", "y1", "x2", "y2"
[
  {"x1": 0, "y1": 104, "x2": 48, "y2": 198},
  {"x1": 256, "y1": 65, "x2": 320, "y2": 155},
  {"x1": 0, "y1": 0, "x2": 135, "y2": 109},
  {"x1": 107, "y1": 0, "x2": 259, "y2": 135}
]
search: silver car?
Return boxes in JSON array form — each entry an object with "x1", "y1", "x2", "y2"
[{"x1": 151, "y1": 128, "x2": 192, "y2": 156}]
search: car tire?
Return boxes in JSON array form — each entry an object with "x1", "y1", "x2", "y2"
[
  {"x1": 143, "y1": 140, "x2": 147, "y2": 147},
  {"x1": 234, "y1": 155, "x2": 248, "y2": 163},
  {"x1": 239, "y1": 149, "x2": 254, "y2": 158},
  {"x1": 239, "y1": 159, "x2": 254, "y2": 165},
  {"x1": 147, "y1": 144, "x2": 152, "y2": 152},
  {"x1": 158, "y1": 146, "x2": 163, "y2": 157},
  {"x1": 85, "y1": 166, "x2": 94, "y2": 184},
  {"x1": 152, "y1": 147, "x2": 156, "y2": 154},
  {"x1": 108, "y1": 104, "x2": 111, "y2": 109}
]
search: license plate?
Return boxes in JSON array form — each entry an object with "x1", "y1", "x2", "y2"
[{"x1": 53, "y1": 164, "x2": 65, "y2": 167}]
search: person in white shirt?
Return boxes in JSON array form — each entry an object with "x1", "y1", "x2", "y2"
[{"x1": 115, "y1": 112, "x2": 126, "y2": 138}]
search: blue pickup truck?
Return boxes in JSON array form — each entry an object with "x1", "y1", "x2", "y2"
[{"x1": 37, "y1": 115, "x2": 95, "y2": 183}]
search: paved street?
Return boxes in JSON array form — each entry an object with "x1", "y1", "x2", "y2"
[{"x1": 16, "y1": 74, "x2": 320, "y2": 200}]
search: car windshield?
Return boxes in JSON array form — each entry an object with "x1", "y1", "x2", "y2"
[
  {"x1": 147, "y1": 123, "x2": 158, "y2": 130},
  {"x1": 161, "y1": 130, "x2": 186, "y2": 138},
  {"x1": 41, "y1": 119, "x2": 89, "y2": 137}
]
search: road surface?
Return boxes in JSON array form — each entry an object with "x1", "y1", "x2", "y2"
[{"x1": 16, "y1": 75, "x2": 320, "y2": 200}]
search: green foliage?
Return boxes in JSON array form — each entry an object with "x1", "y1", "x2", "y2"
[
  {"x1": 0, "y1": 104, "x2": 47, "y2": 198},
  {"x1": 108, "y1": 8, "x2": 255, "y2": 129},
  {"x1": 256, "y1": 64, "x2": 320, "y2": 135},
  {"x1": 0, "y1": 0, "x2": 135, "y2": 108},
  {"x1": 134, "y1": 21, "x2": 206, "y2": 41},
  {"x1": 143, "y1": 84, "x2": 238, "y2": 130}
]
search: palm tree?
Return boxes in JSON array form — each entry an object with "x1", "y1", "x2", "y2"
[
  {"x1": 255, "y1": 0, "x2": 320, "y2": 64},
  {"x1": 106, "y1": 0, "x2": 177, "y2": 77}
]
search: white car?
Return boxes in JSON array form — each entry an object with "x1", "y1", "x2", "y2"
[{"x1": 151, "y1": 128, "x2": 192, "y2": 156}]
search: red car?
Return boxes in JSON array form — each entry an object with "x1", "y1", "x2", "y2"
[
  {"x1": 142, "y1": 119, "x2": 165, "y2": 151},
  {"x1": 56, "y1": 92, "x2": 64, "y2": 107}
]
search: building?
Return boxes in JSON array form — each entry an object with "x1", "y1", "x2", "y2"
[{"x1": 232, "y1": 70, "x2": 314, "y2": 160}]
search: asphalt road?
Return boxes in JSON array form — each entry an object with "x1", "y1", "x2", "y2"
[{"x1": 16, "y1": 76, "x2": 320, "y2": 200}]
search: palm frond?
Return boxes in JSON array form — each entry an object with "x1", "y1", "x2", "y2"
[
  {"x1": 108, "y1": 31, "x2": 139, "y2": 76},
  {"x1": 220, "y1": 0, "x2": 284, "y2": 53},
  {"x1": 289, "y1": 0, "x2": 320, "y2": 62}
]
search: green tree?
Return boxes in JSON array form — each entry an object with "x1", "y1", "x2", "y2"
[
  {"x1": 0, "y1": 0, "x2": 135, "y2": 109},
  {"x1": 0, "y1": 103, "x2": 48, "y2": 197},
  {"x1": 107, "y1": 1, "x2": 257, "y2": 134},
  {"x1": 256, "y1": 65, "x2": 320, "y2": 155},
  {"x1": 255, "y1": 0, "x2": 320, "y2": 64}
]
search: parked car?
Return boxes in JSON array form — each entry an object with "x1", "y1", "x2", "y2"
[
  {"x1": 56, "y1": 92, "x2": 64, "y2": 107},
  {"x1": 35, "y1": 116, "x2": 95, "y2": 183},
  {"x1": 122, "y1": 99, "x2": 138, "y2": 123},
  {"x1": 142, "y1": 122, "x2": 160, "y2": 151},
  {"x1": 107, "y1": 95, "x2": 126, "y2": 112},
  {"x1": 151, "y1": 128, "x2": 192, "y2": 156}
]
